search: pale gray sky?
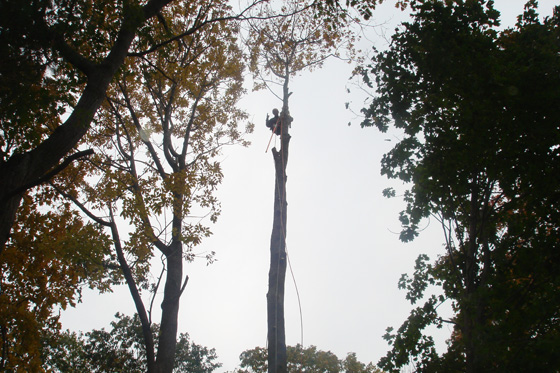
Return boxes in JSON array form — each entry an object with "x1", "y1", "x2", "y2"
[{"x1": 61, "y1": 1, "x2": 558, "y2": 371}]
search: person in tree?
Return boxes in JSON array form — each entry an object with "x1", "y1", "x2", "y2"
[{"x1": 266, "y1": 108, "x2": 281, "y2": 135}]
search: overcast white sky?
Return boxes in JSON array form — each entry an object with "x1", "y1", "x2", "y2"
[{"x1": 61, "y1": 1, "x2": 558, "y2": 371}]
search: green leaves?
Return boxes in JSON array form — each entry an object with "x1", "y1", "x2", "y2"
[
  {"x1": 363, "y1": 0, "x2": 560, "y2": 371},
  {"x1": 380, "y1": 297, "x2": 441, "y2": 373},
  {"x1": 236, "y1": 344, "x2": 380, "y2": 373},
  {"x1": 399, "y1": 254, "x2": 434, "y2": 304},
  {"x1": 43, "y1": 313, "x2": 221, "y2": 373}
]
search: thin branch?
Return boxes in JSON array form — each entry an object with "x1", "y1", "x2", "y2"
[
  {"x1": 50, "y1": 183, "x2": 111, "y2": 227},
  {"x1": 437, "y1": 317, "x2": 458, "y2": 326},
  {"x1": 52, "y1": 33, "x2": 96, "y2": 77},
  {"x1": 161, "y1": 85, "x2": 180, "y2": 171},
  {"x1": 127, "y1": 150, "x2": 170, "y2": 256},
  {"x1": 5, "y1": 149, "x2": 94, "y2": 201},
  {"x1": 180, "y1": 85, "x2": 208, "y2": 165},
  {"x1": 109, "y1": 101, "x2": 133, "y2": 161},
  {"x1": 117, "y1": 82, "x2": 168, "y2": 179},
  {"x1": 149, "y1": 256, "x2": 166, "y2": 324},
  {"x1": 130, "y1": 0, "x2": 315, "y2": 57},
  {"x1": 179, "y1": 274, "x2": 190, "y2": 296},
  {"x1": 108, "y1": 206, "x2": 157, "y2": 372}
]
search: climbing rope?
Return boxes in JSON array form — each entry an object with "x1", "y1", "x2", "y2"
[
  {"x1": 265, "y1": 116, "x2": 281, "y2": 153},
  {"x1": 279, "y1": 117, "x2": 304, "y2": 348}
]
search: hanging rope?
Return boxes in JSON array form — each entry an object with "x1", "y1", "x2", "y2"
[
  {"x1": 279, "y1": 117, "x2": 304, "y2": 348},
  {"x1": 265, "y1": 116, "x2": 281, "y2": 153}
]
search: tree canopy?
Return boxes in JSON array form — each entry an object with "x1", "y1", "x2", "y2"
[
  {"x1": 43, "y1": 313, "x2": 221, "y2": 372},
  {"x1": 1, "y1": 0, "x2": 377, "y2": 370},
  {"x1": 48, "y1": 1, "x2": 251, "y2": 371},
  {"x1": 235, "y1": 345, "x2": 381, "y2": 373},
  {"x1": 1, "y1": 0, "x2": 250, "y2": 370},
  {"x1": 0, "y1": 194, "x2": 115, "y2": 370},
  {"x1": 360, "y1": 0, "x2": 560, "y2": 371}
]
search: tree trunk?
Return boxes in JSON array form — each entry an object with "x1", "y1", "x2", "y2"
[
  {"x1": 267, "y1": 133, "x2": 290, "y2": 373},
  {"x1": 155, "y1": 244, "x2": 182, "y2": 373},
  {"x1": 267, "y1": 70, "x2": 293, "y2": 373},
  {"x1": 267, "y1": 143, "x2": 289, "y2": 373},
  {"x1": 155, "y1": 203, "x2": 184, "y2": 373}
]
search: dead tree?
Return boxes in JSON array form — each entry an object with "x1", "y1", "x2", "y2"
[{"x1": 267, "y1": 89, "x2": 292, "y2": 373}]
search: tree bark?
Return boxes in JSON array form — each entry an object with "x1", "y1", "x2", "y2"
[
  {"x1": 267, "y1": 142, "x2": 289, "y2": 373},
  {"x1": 266, "y1": 65, "x2": 293, "y2": 373},
  {"x1": 156, "y1": 241, "x2": 183, "y2": 373},
  {"x1": 267, "y1": 112, "x2": 290, "y2": 373},
  {"x1": 155, "y1": 196, "x2": 185, "y2": 373}
]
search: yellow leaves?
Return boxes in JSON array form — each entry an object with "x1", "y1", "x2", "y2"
[
  {"x1": 11, "y1": 3, "x2": 251, "y2": 354},
  {"x1": 5, "y1": 0, "x2": 252, "y2": 368},
  {"x1": 1, "y1": 193, "x2": 114, "y2": 370},
  {"x1": 247, "y1": 0, "x2": 358, "y2": 85}
]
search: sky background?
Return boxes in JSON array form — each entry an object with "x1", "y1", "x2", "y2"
[{"x1": 61, "y1": 1, "x2": 558, "y2": 371}]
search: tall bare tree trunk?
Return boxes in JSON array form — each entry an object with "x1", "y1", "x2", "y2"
[
  {"x1": 267, "y1": 134, "x2": 289, "y2": 373},
  {"x1": 267, "y1": 77, "x2": 292, "y2": 372}
]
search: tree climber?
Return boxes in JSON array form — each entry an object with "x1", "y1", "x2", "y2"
[{"x1": 266, "y1": 108, "x2": 281, "y2": 135}]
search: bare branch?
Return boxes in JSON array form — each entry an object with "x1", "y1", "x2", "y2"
[
  {"x1": 5, "y1": 149, "x2": 94, "y2": 201},
  {"x1": 129, "y1": 0, "x2": 312, "y2": 57},
  {"x1": 107, "y1": 206, "x2": 157, "y2": 371},
  {"x1": 179, "y1": 274, "x2": 189, "y2": 296},
  {"x1": 117, "y1": 82, "x2": 168, "y2": 179},
  {"x1": 149, "y1": 256, "x2": 166, "y2": 324},
  {"x1": 50, "y1": 182, "x2": 111, "y2": 227},
  {"x1": 52, "y1": 34, "x2": 96, "y2": 77}
]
